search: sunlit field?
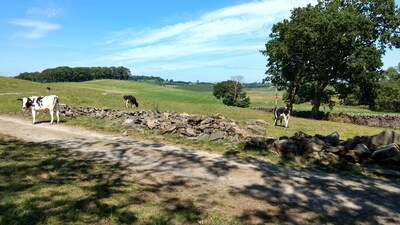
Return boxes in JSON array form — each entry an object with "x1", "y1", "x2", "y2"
[{"x1": 1, "y1": 76, "x2": 398, "y2": 140}]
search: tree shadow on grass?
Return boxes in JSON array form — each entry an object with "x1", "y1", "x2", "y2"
[{"x1": 0, "y1": 137, "x2": 139, "y2": 225}]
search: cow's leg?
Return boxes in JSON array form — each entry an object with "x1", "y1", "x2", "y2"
[
  {"x1": 285, "y1": 116, "x2": 290, "y2": 128},
  {"x1": 50, "y1": 109, "x2": 54, "y2": 124},
  {"x1": 283, "y1": 115, "x2": 288, "y2": 128},
  {"x1": 31, "y1": 109, "x2": 36, "y2": 124},
  {"x1": 56, "y1": 109, "x2": 60, "y2": 123}
]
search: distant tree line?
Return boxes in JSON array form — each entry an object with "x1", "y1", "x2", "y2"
[
  {"x1": 15, "y1": 66, "x2": 131, "y2": 83},
  {"x1": 128, "y1": 75, "x2": 165, "y2": 83}
]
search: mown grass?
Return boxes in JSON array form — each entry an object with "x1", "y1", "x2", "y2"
[{"x1": 0, "y1": 134, "x2": 245, "y2": 225}]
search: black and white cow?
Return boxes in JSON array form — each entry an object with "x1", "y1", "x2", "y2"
[
  {"x1": 273, "y1": 103, "x2": 291, "y2": 128},
  {"x1": 17, "y1": 95, "x2": 60, "y2": 124},
  {"x1": 123, "y1": 95, "x2": 139, "y2": 108}
]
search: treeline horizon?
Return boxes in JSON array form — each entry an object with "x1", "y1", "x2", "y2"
[
  {"x1": 13, "y1": 66, "x2": 271, "y2": 87},
  {"x1": 15, "y1": 66, "x2": 131, "y2": 83}
]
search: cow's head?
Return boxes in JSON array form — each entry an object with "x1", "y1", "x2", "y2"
[{"x1": 17, "y1": 97, "x2": 33, "y2": 109}]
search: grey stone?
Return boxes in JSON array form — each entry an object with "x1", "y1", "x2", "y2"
[
  {"x1": 307, "y1": 137, "x2": 325, "y2": 152},
  {"x1": 368, "y1": 130, "x2": 400, "y2": 151},
  {"x1": 372, "y1": 143, "x2": 400, "y2": 162},
  {"x1": 244, "y1": 136, "x2": 272, "y2": 150},
  {"x1": 246, "y1": 125, "x2": 266, "y2": 136},
  {"x1": 209, "y1": 130, "x2": 225, "y2": 141},
  {"x1": 274, "y1": 139, "x2": 297, "y2": 156},
  {"x1": 325, "y1": 132, "x2": 340, "y2": 146}
]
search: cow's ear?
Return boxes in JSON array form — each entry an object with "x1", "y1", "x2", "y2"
[{"x1": 17, "y1": 98, "x2": 22, "y2": 101}]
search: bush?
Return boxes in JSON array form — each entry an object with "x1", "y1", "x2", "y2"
[{"x1": 375, "y1": 80, "x2": 400, "y2": 112}]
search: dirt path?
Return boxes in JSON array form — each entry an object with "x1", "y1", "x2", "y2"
[{"x1": 1, "y1": 115, "x2": 399, "y2": 224}]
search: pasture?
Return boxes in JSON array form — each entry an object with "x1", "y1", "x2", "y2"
[
  {"x1": 1, "y1": 76, "x2": 400, "y2": 224},
  {"x1": 1, "y1": 76, "x2": 398, "y2": 141}
]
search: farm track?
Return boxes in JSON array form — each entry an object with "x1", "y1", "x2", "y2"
[{"x1": 1, "y1": 115, "x2": 400, "y2": 224}]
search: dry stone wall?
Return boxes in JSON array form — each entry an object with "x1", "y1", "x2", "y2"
[
  {"x1": 251, "y1": 106, "x2": 400, "y2": 129},
  {"x1": 59, "y1": 105, "x2": 251, "y2": 141},
  {"x1": 244, "y1": 130, "x2": 400, "y2": 171}
]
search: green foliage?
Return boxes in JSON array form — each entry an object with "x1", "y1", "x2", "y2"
[
  {"x1": 129, "y1": 75, "x2": 165, "y2": 84},
  {"x1": 261, "y1": 0, "x2": 400, "y2": 117},
  {"x1": 213, "y1": 80, "x2": 237, "y2": 99},
  {"x1": 213, "y1": 80, "x2": 251, "y2": 108},
  {"x1": 376, "y1": 80, "x2": 400, "y2": 112},
  {"x1": 15, "y1": 66, "x2": 131, "y2": 83},
  {"x1": 284, "y1": 83, "x2": 335, "y2": 105},
  {"x1": 375, "y1": 66, "x2": 400, "y2": 112}
]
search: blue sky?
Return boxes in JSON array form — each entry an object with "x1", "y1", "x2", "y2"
[{"x1": 1, "y1": 0, "x2": 399, "y2": 83}]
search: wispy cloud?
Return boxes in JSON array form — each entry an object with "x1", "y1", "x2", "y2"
[
  {"x1": 9, "y1": 19, "x2": 60, "y2": 39},
  {"x1": 101, "y1": 0, "x2": 316, "y2": 73},
  {"x1": 27, "y1": 5, "x2": 64, "y2": 18}
]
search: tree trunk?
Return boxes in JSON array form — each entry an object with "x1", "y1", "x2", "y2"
[
  {"x1": 311, "y1": 80, "x2": 328, "y2": 119},
  {"x1": 311, "y1": 100, "x2": 321, "y2": 119}
]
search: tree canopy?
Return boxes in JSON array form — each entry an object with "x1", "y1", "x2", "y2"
[
  {"x1": 15, "y1": 66, "x2": 131, "y2": 83},
  {"x1": 261, "y1": 0, "x2": 400, "y2": 117},
  {"x1": 213, "y1": 80, "x2": 251, "y2": 108},
  {"x1": 376, "y1": 65, "x2": 400, "y2": 112}
]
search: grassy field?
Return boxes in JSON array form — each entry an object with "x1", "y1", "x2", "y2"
[
  {"x1": 0, "y1": 76, "x2": 398, "y2": 224},
  {"x1": 1, "y1": 76, "x2": 399, "y2": 141}
]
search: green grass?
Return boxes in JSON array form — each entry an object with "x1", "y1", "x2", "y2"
[
  {"x1": 1, "y1": 76, "x2": 399, "y2": 142},
  {"x1": 0, "y1": 134, "x2": 244, "y2": 225}
]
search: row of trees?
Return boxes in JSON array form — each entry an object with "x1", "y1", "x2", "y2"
[
  {"x1": 15, "y1": 66, "x2": 131, "y2": 82},
  {"x1": 262, "y1": 0, "x2": 400, "y2": 117}
]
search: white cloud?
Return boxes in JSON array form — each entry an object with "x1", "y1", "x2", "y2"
[
  {"x1": 9, "y1": 19, "x2": 60, "y2": 39},
  {"x1": 101, "y1": 0, "x2": 317, "y2": 74},
  {"x1": 27, "y1": 6, "x2": 64, "y2": 18}
]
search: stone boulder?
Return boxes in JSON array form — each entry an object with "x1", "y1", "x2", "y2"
[
  {"x1": 246, "y1": 125, "x2": 266, "y2": 136},
  {"x1": 324, "y1": 132, "x2": 340, "y2": 146},
  {"x1": 368, "y1": 130, "x2": 400, "y2": 151},
  {"x1": 346, "y1": 144, "x2": 372, "y2": 163},
  {"x1": 274, "y1": 139, "x2": 298, "y2": 156},
  {"x1": 372, "y1": 143, "x2": 400, "y2": 162},
  {"x1": 243, "y1": 136, "x2": 274, "y2": 151},
  {"x1": 306, "y1": 137, "x2": 325, "y2": 152}
]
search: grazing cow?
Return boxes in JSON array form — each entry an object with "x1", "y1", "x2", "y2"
[
  {"x1": 17, "y1": 95, "x2": 60, "y2": 124},
  {"x1": 123, "y1": 95, "x2": 139, "y2": 108},
  {"x1": 47, "y1": 87, "x2": 51, "y2": 92},
  {"x1": 273, "y1": 103, "x2": 291, "y2": 128}
]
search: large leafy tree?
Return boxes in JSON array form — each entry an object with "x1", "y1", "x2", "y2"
[{"x1": 261, "y1": 0, "x2": 400, "y2": 117}]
